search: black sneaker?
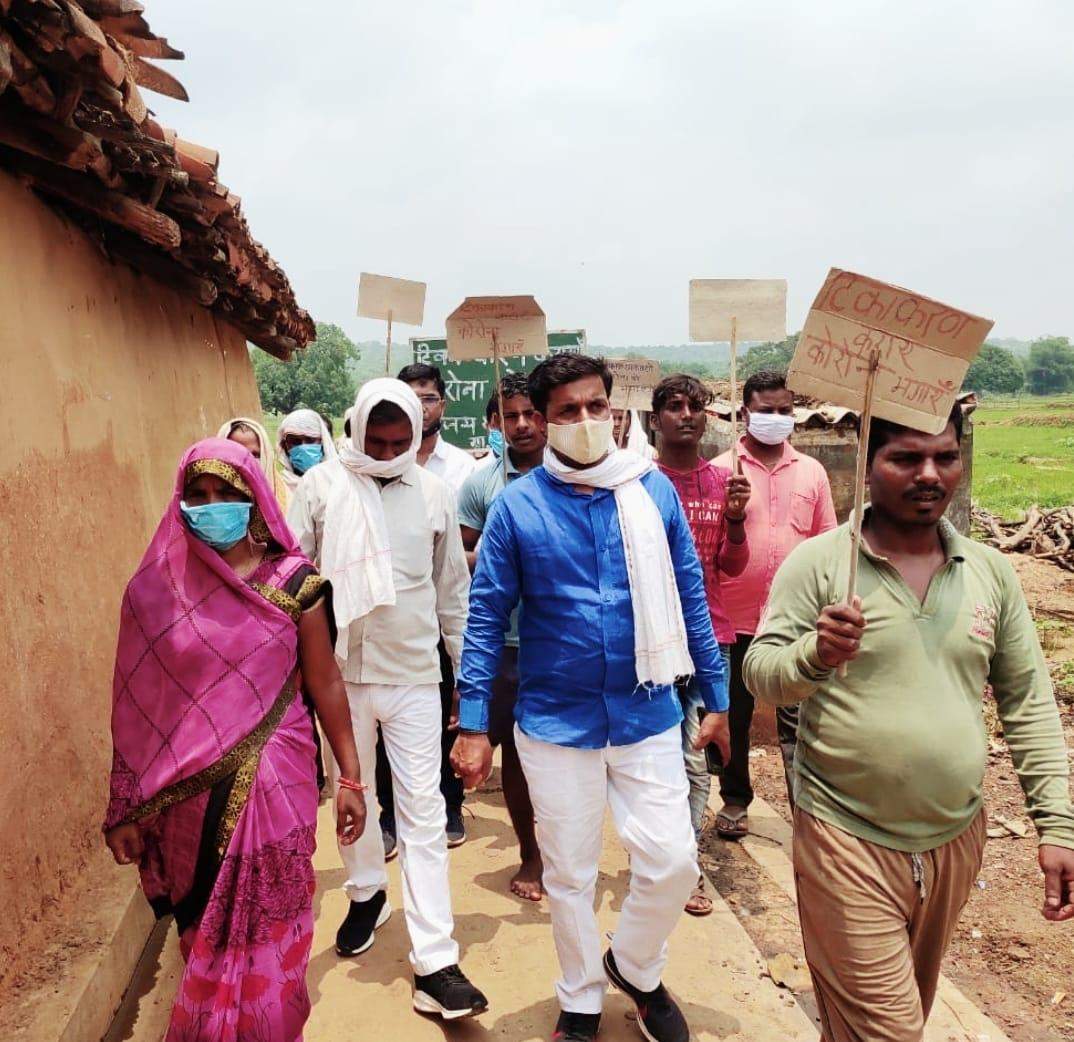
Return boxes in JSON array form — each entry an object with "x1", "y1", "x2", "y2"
[
  {"x1": 335, "y1": 890, "x2": 391, "y2": 957},
  {"x1": 603, "y1": 950, "x2": 687, "y2": 1042},
  {"x1": 553, "y1": 1010, "x2": 601, "y2": 1041},
  {"x1": 413, "y1": 964, "x2": 488, "y2": 1020},
  {"x1": 382, "y1": 820, "x2": 398, "y2": 862},
  {"x1": 446, "y1": 808, "x2": 467, "y2": 849}
]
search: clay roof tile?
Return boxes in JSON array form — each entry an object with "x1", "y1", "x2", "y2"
[{"x1": 0, "y1": 0, "x2": 313, "y2": 357}]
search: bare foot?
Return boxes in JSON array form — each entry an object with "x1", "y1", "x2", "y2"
[{"x1": 510, "y1": 858, "x2": 544, "y2": 902}]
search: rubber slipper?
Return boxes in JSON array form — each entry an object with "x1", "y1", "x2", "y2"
[{"x1": 715, "y1": 805, "x2": 749, "y2": 840}]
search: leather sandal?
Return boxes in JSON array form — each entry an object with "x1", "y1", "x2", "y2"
[{"x1": 684, "y1": 874, "x2": 713, "y2": 916}]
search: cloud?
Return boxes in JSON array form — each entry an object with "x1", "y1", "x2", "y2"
[{"x1": 149, "y1": 0, "x2": 1074, "y2": 345}]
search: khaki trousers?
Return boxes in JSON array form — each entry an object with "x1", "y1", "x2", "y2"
[{"x1": 793, "y1": 808, "x2": 986, "y2": 1042}]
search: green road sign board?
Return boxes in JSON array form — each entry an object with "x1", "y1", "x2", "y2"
[{"x1": 411, "y1": 329, "x2": 586, "y2": 450}]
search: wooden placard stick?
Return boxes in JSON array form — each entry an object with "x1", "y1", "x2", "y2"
[
  {"x1": 491, "y1": 330, "x2": 509, "y2": 485},
  {"x1": 384, "y1": 310, "x2": 394, "y2": 376},
  {"x1": 839, "y1": 348, "x2": 881, "y2": 677},
  {"x1": 729, "y1": 315, "x2": 740, "y2": 474}
]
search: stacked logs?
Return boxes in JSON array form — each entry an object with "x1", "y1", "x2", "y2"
[
  {"x1": 0, "y1": 0, "x2": 314, "y2": 357},
  {"x1": 973, "y1": 505, "x2": 1074, "y2": 573}
]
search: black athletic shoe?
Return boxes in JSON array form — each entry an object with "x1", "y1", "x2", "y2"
[
  {"x1": 335, "y1": 890, "x2": 391, "y2": 957},
  {"x1": 413, "y1": 964, "x2": 488, "y2": 1020},
  {"x1": 382, "y1": 820, "x2": 398, "y2": 862},
  {"x1": 552, "y1": 1010, "x2": 602, "y2": 1041},
  {"x1": 603, "y1": 950, "x2": 688, "y2": 1042},
  {"x1": 446, "y1": 809, "x2": 467, "y2": 848}
]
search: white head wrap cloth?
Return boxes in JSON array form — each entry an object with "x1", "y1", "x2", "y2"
[
  {"x1": 217, "y1": 416, "x2": 283, "y2": 499},
  {"x1": 543, "y1": 444, "x2": 694, "y2": 688},
  {"x1": 625, "y1": 409, "x2": 656, "y2": 460},
  {"x1": 276, "y1": 408, "x2": 339, "y2": 492},
  {"x1": 320, "y1": 379, "x2": 423, "y2": 659}
]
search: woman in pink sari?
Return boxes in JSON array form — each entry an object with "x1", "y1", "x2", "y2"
[{"x1": 104, "y1": 437, "x2": 365, "y2": 1042}]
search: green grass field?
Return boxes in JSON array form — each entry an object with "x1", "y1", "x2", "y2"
[{"x1": 971, "y1": 395, "x2": 1074, "y2": 519}]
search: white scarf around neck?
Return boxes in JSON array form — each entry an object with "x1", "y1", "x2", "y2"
[
  {"x1": 321, "y1": 379, "x2": 422, "y2": 659},
  {"x1": 542, "y1": 444, "x2": 694, "y2": 688}
]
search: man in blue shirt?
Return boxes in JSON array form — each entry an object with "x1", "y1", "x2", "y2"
[
  {"x1": 457, "y1": 372, "x2": 548, "y2": 903},
  {"x1": 452, "y1": 355, "x2": 730, "y2": 1042}
]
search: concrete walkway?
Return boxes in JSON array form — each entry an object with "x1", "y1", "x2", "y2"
[
  {"x1": 108, "y1": 779, "x2": 1010, "y2": 1042},
  {"x1": 305, "y1": 781, "x2": 815, "y2": 1042}
]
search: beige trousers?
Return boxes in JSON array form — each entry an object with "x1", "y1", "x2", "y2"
[{"x1": 793, "y1": 808, "x2": 986, "y2": 1042}]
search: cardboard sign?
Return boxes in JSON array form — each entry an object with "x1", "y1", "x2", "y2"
[
  {"x1": 787, "y1": 269, "x2": 993, "y2": 434},
  {"x1": 607, "y1": 358, "x2": 661, "y2": 411},
  {"x1": 446, "y1": 296, "x2": 548, "y2": 361},
  {"x1": 689, "y1": 278, "x2": 787, "y2": 342},
  {"x1": 412, "y1": 330, "x2": 584, "y2": 449},
  {"x1": 357, "y1": 272, "x2": 426, "y2": 326}
]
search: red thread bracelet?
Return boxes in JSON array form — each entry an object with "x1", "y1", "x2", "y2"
[{"x1": 338, "y1": 777, "x2": 367, "y2": 794}]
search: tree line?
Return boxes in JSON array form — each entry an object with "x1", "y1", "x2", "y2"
[{"x1": 252, "y1": 326, "x2": 1074, "y2": 418}]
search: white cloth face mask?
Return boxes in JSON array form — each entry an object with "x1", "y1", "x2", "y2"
[
  {"x1": 546, "y1": 417, "x2": 614, "y2": 465},
  {"x1": 746, "y1": 411, "x2": 795, "y2": 445}
]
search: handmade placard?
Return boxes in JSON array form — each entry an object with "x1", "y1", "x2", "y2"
[
  {"x1": 446, "y1": 296, "x2": 548, "y2": 361},
  {"x1": 788, "y1": 269, "x2": 993, "y2": 434},
  {"x1": 607, "y1": 358, "x2": 661, "y2": 411}
]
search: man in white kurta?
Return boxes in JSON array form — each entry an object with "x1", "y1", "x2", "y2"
[{"x1": 288, "y1": 378, "x2": 487, "y2": 1021}]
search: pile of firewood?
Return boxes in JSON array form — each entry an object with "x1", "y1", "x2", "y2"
[{"x1": 973, "y1": 505, "x2": 1074, "y2": 572}]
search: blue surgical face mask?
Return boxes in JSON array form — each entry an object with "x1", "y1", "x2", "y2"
[
  {"x1": 488, "y1": 429, "x2": 504, "y2": 458},
  {"x1": 180, "y1": 501, "x2": 252, "y2": 551},
  {"x1": 289, "y1": 443, "x2": 324, "y2": 475}
]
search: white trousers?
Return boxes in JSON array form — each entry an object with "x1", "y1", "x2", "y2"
[
  {"x1": 330, "y1": 682, "x2": 459, "y2": 975},
  {"x1": 515, "y1": 724, "x2": 698, "y2": 1014}
]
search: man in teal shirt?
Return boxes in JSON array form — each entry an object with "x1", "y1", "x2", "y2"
[
  {"x1": 745, "y1": 404, "x2": 1074, "y2": 1042},
  {"x1": 456, "y1": 372, "x2": 547, "y2": 901}
]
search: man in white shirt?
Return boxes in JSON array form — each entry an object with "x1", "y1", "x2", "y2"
[
  {"x1": 371, "y1": 363, "x2": 479, "y2": 852},
  {"x1": 288, "y1": 378, "x2": 487, "y2": 1021},
  {"x1": 400, "y1": 362, "x2": 480, "y2": 489}
]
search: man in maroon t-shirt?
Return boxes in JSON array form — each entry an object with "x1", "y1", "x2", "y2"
[{"x1": 651, "y1": 374, "x2": 751, "y2": 916}]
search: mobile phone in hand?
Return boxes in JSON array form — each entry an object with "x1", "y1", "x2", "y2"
[{"x1": 697, "y1": 707, "x2": 723, "y2": 776}]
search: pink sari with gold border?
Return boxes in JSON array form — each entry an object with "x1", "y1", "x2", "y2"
[{"x1": 106, "y1": 438, "x2": 326, "y2": 1042}]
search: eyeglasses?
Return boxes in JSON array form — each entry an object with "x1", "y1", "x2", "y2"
[{"x1": 417, "y1": 396, "x2": 443, "y2": 407}]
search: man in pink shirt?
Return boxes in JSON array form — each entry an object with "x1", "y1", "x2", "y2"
[
  {"x1": 714, "y1": 370, "x2": 837, "y2": 839},
  {"x1": 652, "y1": 374, "x2": 751, "y2": 914}
]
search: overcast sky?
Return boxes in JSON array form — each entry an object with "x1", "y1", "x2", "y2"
[{"x1": 149, "y1": 0, "x2": 1074, "y2": 347}]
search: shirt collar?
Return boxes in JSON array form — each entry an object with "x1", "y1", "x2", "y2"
[
  {"x1": 737, "y1": 436, "x2": 800, "y2": 471},
  {"x1": 431, "y1": 435, "x2": 451, "y2": 460},
  {"x1": 855, "y1": 507, "x2": 966, "y2": 563}
]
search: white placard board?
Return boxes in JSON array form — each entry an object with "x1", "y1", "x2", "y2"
[
  {"x1": 357, "y1": 272, "x2": 426, "y2": 326},
  {"x1": 689, "y1": 278, "x2": 788, "y2": 342}
]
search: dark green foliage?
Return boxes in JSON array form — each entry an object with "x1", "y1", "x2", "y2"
[
  {"x1": 252, "y1": 323, "x2": 360, "y2": 415},
  {"x1": 964, "y1": 342, "x2": 1025, "y2": 395},
  {"x1": 739, "y1": 334, "x2": 797, "y2": 378},
  {"x1": 1024, "y1": 337, "x2": 1074, "y2": 395}
]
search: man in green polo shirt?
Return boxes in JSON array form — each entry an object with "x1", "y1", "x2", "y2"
[
  {"x1": 744, "y1": 404, "x2": 1074, "y2": 1042},
  {"x1": 457, "y1": 372, "x2": 547, "y2": 901}
]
